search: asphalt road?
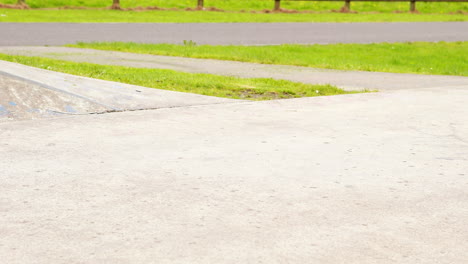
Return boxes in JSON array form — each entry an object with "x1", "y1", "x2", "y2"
[{"x1": 1, "y1": 22, "x2": 468, "y2": 45}]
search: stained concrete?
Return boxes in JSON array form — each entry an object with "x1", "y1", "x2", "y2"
[
  {"x1": 1, "y1": 86, "x2": 467, "y2": 263},
  {"x1": 0, "y1": 74, "x2": 108, "y2": 121},
  {"x1": 1, "y1": 46, "x2": 467, "y2": 91}
]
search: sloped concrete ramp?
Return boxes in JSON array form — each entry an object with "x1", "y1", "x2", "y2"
[
  {"x1": 0, "y1": 60, "x2": 235, "y2": 121},
  {"x1": 0, "y1": 74, "x2": 108, "y2": 121}
]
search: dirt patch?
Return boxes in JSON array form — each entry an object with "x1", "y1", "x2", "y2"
[
  {"x1": 185, "y1": 6, "x2": 225, "y2": 12},
  {"x1": 30, "y1": 6, "x2": 179, "y2": 11},
  {"x1": 449, "y1": 10, "x2": 468, "y2": 15},
  {"x1": 57, "y1": 6, "x2": 96, "y2": 10},
  {"x1": 331, "y1": 6, "x2": 358, "y2": 14},
  {"x1": 132, "y1": 6, "x2": 164, "y2": 11},
  {"x1": 206, "y1": 7, "x2": 224, "y2": 12},
  {"x1": 238, "y1": 89, "x2": 297, "y2": 100},
  {"x1": 272, "y1": 9, "x2": 300, "y2": 14},
  {"x1": 1, "y1": 5, "x2": 465, "y2": 15},
  {"x1": 0, "y1": 3, "x2": 29, "y2": 9},
  {"x1": 131, "y1": 6, "x2": 170, "y2": 11}
]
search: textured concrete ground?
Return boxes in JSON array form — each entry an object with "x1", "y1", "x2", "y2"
[
  {"x1": 1, "y1": 40, "x2": 468, "y2": 262},
  {"x1": 1, "y1": 22, "x2": 467, "y2": 46},
  {"x1": 1, "y1": 46, "x2": 468, "y2": 91},
  {"x1": 1, "y1": 85, "x2": 468, "y2": 263}
]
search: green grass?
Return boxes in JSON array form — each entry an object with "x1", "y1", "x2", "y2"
[
  {"x1": 0, "y1": 9, "x2": 467, "y2": 23},
  {"x1": 0, "y1": 53, "x2": 361, "y2": 100},
  {"x1": 1, "y1": 0, "x2": 467, "y2": 13},
  {"x1": 68, "y1": 41, "x2": 468, "y2": 76}
]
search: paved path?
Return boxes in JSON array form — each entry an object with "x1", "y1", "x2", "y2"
[
  {"x1": 1, "y1": 46, "x2": 467, "y2": 91},
  {"x1": 1, "y1": 84, "x2": 468, "y2": 263},
  {"x1": 1, "y1": 22, "x2": 467, "y2": 46}
]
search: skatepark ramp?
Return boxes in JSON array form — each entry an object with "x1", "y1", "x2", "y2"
[{"x1": 0, "y1": 60, "x2": 234, "y2": 122}]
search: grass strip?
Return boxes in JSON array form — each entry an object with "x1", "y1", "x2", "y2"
[
  {"x1": 0, "y1": 9, "x2": 467, "y2": 23},
  {"x1": 1, "y1": 0, "x2": 467, "y2": 13},
  {"x1": 0, "y1": 54, "x2": 362, "y2": 100},
  {"x1": 69, "y1": 41, "x2": 468, "y2": 76}
]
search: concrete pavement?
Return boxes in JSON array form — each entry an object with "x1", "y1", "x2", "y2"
[
  {"x1": 1, "y1": 39, "x2": 468, "y2": 262},
  {"x1": 1, "y1": 46, "x2": 468, "y2": 91},
  {"x1": 1, "y1": 85, "x2": 468, "y2": 263},
  {"x1": 1, "y1": 22, "x2": 467, "y2": 46}
]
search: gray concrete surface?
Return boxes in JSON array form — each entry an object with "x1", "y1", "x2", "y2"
[
  {"x1": 1, "y1": 86, "x2": 468, "y2": 263},
  {"x1": 1, "y1": 26, "x2": 468, "y2": 262},
  {"x1": 2, "y1": 46, "x2": 468, "y2": 91},
  {"x1": 1, "y1": 22, "x2": 467, "y2": 46},
  {"x1": 0, "y1": 73, "x2": 108, "y2": 121},
  {"x1": 0, "y1": 60, "x2": 236, "y2": 121}
]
